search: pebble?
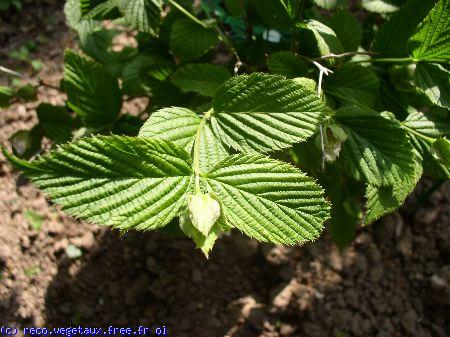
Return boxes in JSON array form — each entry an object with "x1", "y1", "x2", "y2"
[
  {"x1": 430, "y1": 274, "x2": 447, "y2": 290},
  {"x1": 0, "y1": 245, "x2": 11, "y2": 264},
  {"x1": 71, "y1": 232, "x2": 96, "y2": 250}
]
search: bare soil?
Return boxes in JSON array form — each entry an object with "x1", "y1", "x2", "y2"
[{"x1": 1, "y1": 2, "x2": 449, "y2": 336}]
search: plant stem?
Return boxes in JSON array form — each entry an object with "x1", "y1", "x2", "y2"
[
  {"x1": 167, "y1": 0, "x2": 208, "y2": 28},
  {"x1": 193, "y1": 108, "x2": 213, "y2": 193},
  {"x1": 401, "y1": 124, "x2": 436, "y2": 143},
  {"x1": 351, "y1": 57, "x2": 415, "y2": 64}
]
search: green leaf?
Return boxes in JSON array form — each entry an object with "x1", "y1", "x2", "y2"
[
  {"x1": 138, "y1": 108, "x2": 228, "y2": 172},
  {"x1": 362, "y1": 0, "x2": 400, "y2": 13},
  {"x1": 336, "y1": 106, "x2": 416, "y2": 186},
  {"x1": 9, "y1": 126, "x2": 43, "y2": 160},
  {"x1": 373, "y1": 0, "x2": 435, "y2": 57},
  {"x1": 267, "y1": 51, "x2": 308, "y2": 78},
  {"x1": 432, "y1": 137, "x2": 450, "y2": 167},
  {"x1": 251, "y1": 0, "x2": 294, "y2": 30},
  {"x1": 118, "y1": 0, "x2": 163, "y2": 35},
  {"x1": 312, "y1": 0, "x2": 347, "y2": 9},
  {"x1": 408, "y1": 0, "x2": 450, "y2": 62},
  {"x1": 0, "y1": 86, "x2": 14, "y2": 107},
  {"x1": 325, "y1": 64, "x2": 379, "y2": 108},
  {"x1": 170, "y1": 19, "x2": 219, "y2": 62},
  {"x1": 205, "y1": 154, "x2": 330, "y2": 244},
  {"x1": 211, "y1": 73, "x2": 326, "y2": 153},
  {"x1": 172, "y1": 64, "x2": 231, "y2": 97},
  {"x1": 179, "y1": 208, "x2": 221, "y2": 258},
  {"x1": 36, "y1": 104, "x2": 74, "y2": 144},
  {"x1": 64, "y1": 0, "x2": 99, "y2": 33},
  {"x1": 328, "y1": 10, "x2": 362, "y2": 52},
  {"x1": 81, "y1": 0, "x2": 121, "y2": 20},
  {"x1": 4, "y1": 136, "x2": 193, "y2": 231},
  {"x1": 364, "y1": 159, "x2": 422, "y2": 225},
  {"x1": 402, "y1": 109, "x2": 450, "y2": 178},
  {"x1": 64, "y1": 50, "x2": 122, "y2": 128},
  {"x1": 414, "y1": 63, "x2": 450, "y2": 109},
  {"x1": 299, "y1": 20, "x2": 344, "y2": 58}
]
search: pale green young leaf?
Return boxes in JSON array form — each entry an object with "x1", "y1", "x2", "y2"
[
  {"x1": 362, "y1": 0, "x2": 399, "y2": 13},
  {"x1": 172, "y1": 64, "x2": 231, "y2": 97},
  {"x1": 301, "y1": 20, "x2": 344, "y2": 57},
  {"x1": 64, "y1": 50, "x2": 122, "y2": 128},
  {"x1": 409, "y1": 0, "x2": 450, "y2": 62},
  {"x1": 118, "y1": 0, "x2": 163, "y2": 35},
  {"x1": 325, "y1": 64, "x2": 379, "y2": 108},
  {"x1": 267, "y1": 51, "x2": 307, "y2": 78},
  {"x1": 170, "y1": 19, "x2": 219, "y2": 62},
  {"x1": 138, "y1": 107, "x2": 228, "y2": 172},
  {"x1": 414, "y1": 63, "x2": 450, "y2": 109},
  {"x1": 179, "y1": 209, "x2": 221, "y2": 258},
  {"x1": 328, "y1": 10, "x2": 362, "y2": 52},
  {"x1": 205, "y1": 154, "x2": 330, "y2": 245},
  {"x1": 211, "y1": 73, "x2": 326, "y2": 153},
  {"x1": 373, "y1": 0, "x2": 435, "y2": 58},
  {"x1": 336, "y1": 106, "x2": 416, "y2": 186},
  {"x1": 5, "y1": 136, "x2": 193, "y2": 231}
]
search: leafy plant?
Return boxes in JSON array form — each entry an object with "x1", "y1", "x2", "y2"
[{"x1": 3, "y1": 0, "x2": 449, "y2": 255}]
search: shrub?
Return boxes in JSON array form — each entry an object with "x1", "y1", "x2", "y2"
[{"x1": 3, "y1": 0, "x2": 449, "y2": 256}]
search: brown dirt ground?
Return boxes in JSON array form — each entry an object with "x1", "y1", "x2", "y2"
[{"x1": 1, "y1": 2, "x2": 450, "y2": 337}]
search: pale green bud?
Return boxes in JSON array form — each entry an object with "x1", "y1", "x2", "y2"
[{"x1": 187, "y1": 193, "x2": 221, "y2": 236}]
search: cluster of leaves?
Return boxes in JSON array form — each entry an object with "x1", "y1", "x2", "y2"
[{"x1": 3, "y1": 0, "x2": 449, "y2": 255}]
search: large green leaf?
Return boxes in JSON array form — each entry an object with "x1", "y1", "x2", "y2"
[
  {"x1": 5, "y1": 136, "x2": 193, "y2": 231},
  {"x1": 336, "y1": 106, "x2": 416, "y2": 186},
  {"x1": 63, "y1": 50, "x2": 122, "y2": 128},
  {"x1": 80, "y1": 0, "x2": 121, "y2": 20},
  {"x1": 402, "y1": 109, "x2": 450, "y2": 178},
  {"x1": 325, "y1": 64, "x2": 379, "y2": 108},
  {"x1": 328, "y1": 10, "x2": 362, "y2": 52},
  {"x1": 414, "y1": 63, "x2": 450, "y2": 109},
  {"x1": 138, "y1": 107, "x2": 228, "y2": 172},
  {"x1": 170, "y1": 19, "x2": 219, "y2": 61},
  {"x1": 373, "y1": 0, "x2": 436, "y2": 58},
  {"x1": 205, "y1": 154, "x2": 330, "y2": 244},
  {"x1": 408, "y1": 0, "x2": 450, "y2": 62},
  {"x1": 211, "y1": 73, "x2": 326, "y2": 153},
  {"x1": 251, "y1": 0, "x2": 294, "y2": 30},
  {"x1": 300, "y1": 20, "x2": 344, "y2": 57},
  {"x1": 364, "y1": 156, "x2": 422, "y2": 225},
  {"x1": 118, "y1": 0, "x2": 163, "y2": 35},
  {"x1": 172, "y1": 64, "x2": 231, "y2": 97},
  {"x1": 266, "y1": 51, "x2": 308, "y2": 78},
  {"x1": 36, "y1": 104, "x2": 74, "y2": 144}
]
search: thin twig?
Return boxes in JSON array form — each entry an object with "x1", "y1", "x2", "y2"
[
  {"x1": 0, "y1": 66, "x2": 21, "y2": 78},
  {"x1": 313, "y1": 51, "x2": 375, "y2": 61}
]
